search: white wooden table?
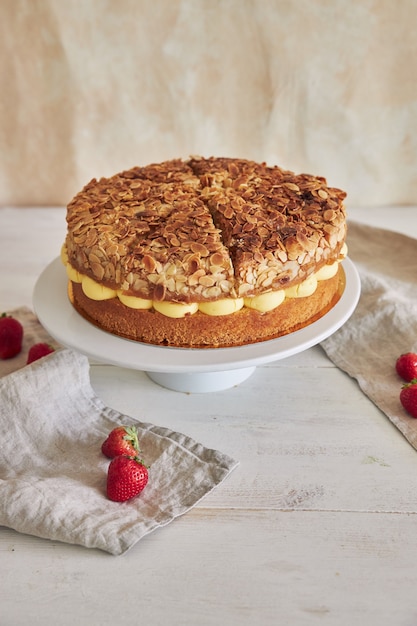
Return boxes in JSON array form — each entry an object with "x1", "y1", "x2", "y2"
[{"x1": 1, "y1": 205, "x2": 417, "y2": 626}]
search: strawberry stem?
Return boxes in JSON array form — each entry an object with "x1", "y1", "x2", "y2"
[
  {"x1": 402, "y1": 378, "x2": 417, "y2": 388},
  {"x1": 122, "y1": 426, "x2": 140, "y2": 452}
]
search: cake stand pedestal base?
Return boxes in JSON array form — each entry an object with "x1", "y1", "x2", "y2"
[{"x1": 146, "y1": 366, "x2": 257, "y2": 393}]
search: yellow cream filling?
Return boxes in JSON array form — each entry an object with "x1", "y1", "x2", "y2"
[
  {"x1": 198, "y1": 298, "x2": 244, "y2": 316},
  {"x1": 81, "y1": 275, "x2": 117, "y2": 301},
  {"x1": 315, "y1": 262, "x2": 339, "y2": 281},
  {"x1": 117, "y1": 291, "x2": 152, "y2": 310},
  {"x1": 285, "y1": 274, "x2": 318, "y2": 299},
  {"x1": 153, "y1": 300, "x2": 199, "y2": 318},
  {"x1": 63, "y1": 244, "x2": 347, "y2": 318},
  {"x1": 244, "y1": 289, "x2": 285, "y2": 313},
  {"x1": 67, "y1": 264, "x2": 83, "y2": 283}
]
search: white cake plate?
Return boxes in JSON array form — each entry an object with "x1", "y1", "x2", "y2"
[{"x1": 33, "y1": 258, "x2": 360, "y2": 393}]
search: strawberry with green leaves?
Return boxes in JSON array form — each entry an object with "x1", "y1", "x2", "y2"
[
  {"x1": 101, "y1": 425, "x2": 140, "y2": 459},
  {"x1": 106, "y1": 455, "x2": 149, "y2": 502},
  {"x1": 0, "y1": 313, "x2": 23, "y2": 359}
]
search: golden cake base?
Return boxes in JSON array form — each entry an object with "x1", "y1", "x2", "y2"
[{"x1": 68, "y1": 267, "x2": 343, "y2": 349}]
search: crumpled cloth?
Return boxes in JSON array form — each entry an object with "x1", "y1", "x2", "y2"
[
  {"x1": 0, "y1": 348, "x2": 238, "y2": 555},
  {"x1": 321, "y1": 221, "x2": 417, "y2": 450}
]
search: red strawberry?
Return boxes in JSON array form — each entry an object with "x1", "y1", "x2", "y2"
[
  {"x1": 106, "y1": 455, "x2": 149, "y2": 502},
  {"x1": 396, "y1": 352, "x2": 417, "y2": 382},
  {"x1": 400, "y1": 379, "x2": 417, "y2": 419},
  {"x1": 27, "y1": 342, "x2": 55, "y2": 364},
  {"x1": 0, "y1": 313, "x2": 23, "y2": 359},
  {"x1": 101, "y1": 426, "x2": 140, "y2": 459}
]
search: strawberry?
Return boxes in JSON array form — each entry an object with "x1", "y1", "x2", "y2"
[
  {"x1": 26, "y1": 342, "x2": 55, "y2": 364},
  {"x1": 101, "y1": 425, "x2": 140, "y2": 459},
  {"x1": 400, "y1": 379, "x2": 417, "y2": 419},
  {"x1": 106, "y1": 455, "x2": 149, "y2": 502},
  {"x1": 0, "y1": 313, "x2": 23, "y2": 359},
  {"x1": 396, "y1": 352, "x2": 417, "y2": 382}
]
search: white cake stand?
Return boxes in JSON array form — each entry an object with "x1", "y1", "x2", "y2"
[{"x1": 33, "y1": 258, "x2": 360, "y2": 393}]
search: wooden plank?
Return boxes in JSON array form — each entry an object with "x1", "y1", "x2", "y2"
[{"x1": 1, "y1": 509, "x2": 416, "y2": 626}]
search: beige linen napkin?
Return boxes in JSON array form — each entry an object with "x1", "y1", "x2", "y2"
[
  {"x1": 321, "y1": 221, "x2": 417, "y2": 449},
  {"x1": 0, "y1": 348, "x2": 238, "y2": 555}
]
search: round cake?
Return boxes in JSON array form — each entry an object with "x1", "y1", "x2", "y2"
[{"x1": 62, "y1": 157, "x2": 347, "y2": 348}]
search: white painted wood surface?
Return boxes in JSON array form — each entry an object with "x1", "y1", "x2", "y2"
[{"x1": 1, "y1": 206, "x2": 417, "y2": 626}]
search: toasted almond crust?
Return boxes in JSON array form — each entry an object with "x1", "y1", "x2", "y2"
[
  {"x1": 68, "y1": 266, "x2": 343, "y2": 349},
  {"x1": 65, "y1": 157, "x2": 346, "y2": 303}
]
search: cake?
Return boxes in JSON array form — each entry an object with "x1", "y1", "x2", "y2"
[{"x1": 62, "y1": 157, "x2": 347, "y2": 348}]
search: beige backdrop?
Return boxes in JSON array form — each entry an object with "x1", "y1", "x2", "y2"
[{"x1": 1, "y1": 0, "x2": 417, "y2": 207}]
